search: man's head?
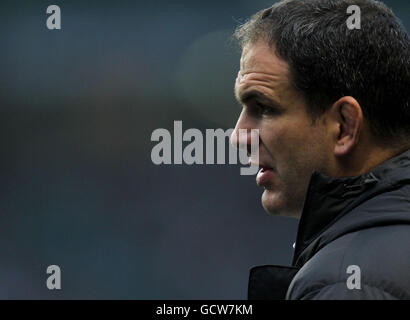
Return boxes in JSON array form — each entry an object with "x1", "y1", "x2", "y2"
[{"x1": 231, "y1": 0, "x2": 410, "y2": 218}]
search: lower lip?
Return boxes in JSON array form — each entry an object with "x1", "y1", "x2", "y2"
[{"x1": 256, "y1": 168, "x2": 275, "y2": 186}]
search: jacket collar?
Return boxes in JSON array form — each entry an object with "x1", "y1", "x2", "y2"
[
  {"x1": 248, "y1": 265, "x2": 299, "y2": 300},
  {"x1": 292, "y1": 148, "x2": 410, "y2": 266}
]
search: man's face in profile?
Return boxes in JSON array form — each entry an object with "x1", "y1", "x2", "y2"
[{"x1": 232, "y1": 41, "x2": 333, "y2": 218}]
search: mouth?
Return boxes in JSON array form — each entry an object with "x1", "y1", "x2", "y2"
[
  {"x1": 258, "y1": 165, "x2": 273, "y2": 173},
  {"x1": 256, "y1": 165, "x2": 275, "y2": 187}
]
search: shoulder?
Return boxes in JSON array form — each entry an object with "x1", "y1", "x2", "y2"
[{"x1": 287, "y1": 224, "x2": 410, "y2": 300}]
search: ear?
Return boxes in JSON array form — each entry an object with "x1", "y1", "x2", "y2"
[{"x1": 331, "y1": 96, "x2": 363, "y2": 157}]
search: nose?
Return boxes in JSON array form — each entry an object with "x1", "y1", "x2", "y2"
[{"x1": 230, "y1": 110, "x2": 258, "y2": 154}]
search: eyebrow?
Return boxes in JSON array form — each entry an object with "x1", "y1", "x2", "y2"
[{"x1": 236, "y1": 90, "x2": 283, "y2": 109}]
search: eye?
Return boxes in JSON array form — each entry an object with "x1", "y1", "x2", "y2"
[{"x1": 256, "y1": 101, "x2": 276, "y2": 115}]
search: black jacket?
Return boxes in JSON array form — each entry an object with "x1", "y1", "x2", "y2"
[{"x1": 248, "y1": 149, "x2": 410, "y2": 300}]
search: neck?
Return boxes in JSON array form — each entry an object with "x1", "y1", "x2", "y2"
[{"x1": 334, "y1": 145, "x2": 407, "y2": 178}]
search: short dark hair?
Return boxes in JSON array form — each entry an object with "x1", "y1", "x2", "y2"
[{"x1": 234, "y1": 0, "x2": 410, "y2": 145}]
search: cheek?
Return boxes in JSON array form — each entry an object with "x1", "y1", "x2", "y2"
[
  {"x1": 261, "y1": 121, "x2": 324, "y2": 172},
  {"x1": 261, "y1": 122, "x2": 303, "y2": 153}
]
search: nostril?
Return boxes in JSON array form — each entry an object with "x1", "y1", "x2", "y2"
[{"x1": 247, "y1": 145, "x2": 252, "y2": 157}]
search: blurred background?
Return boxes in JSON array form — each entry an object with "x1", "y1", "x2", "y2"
[{"x1": 0, "y1": 0, "x2": 408, "y2": 299}]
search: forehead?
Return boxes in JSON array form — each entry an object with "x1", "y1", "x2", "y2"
[
  {"x1": 236, "y1": 41, "x2": 294, "y2": 102},
  {"x1": 240, "y1": 41, "x2": 290, "y2": 76}
]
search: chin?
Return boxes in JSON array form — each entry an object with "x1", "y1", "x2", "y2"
[
  {"x1": 261, "y1": 190, "x2": 285, "y2": 214},
  {"x1": 261, "y1": 190, "x2": 300, "y2": 218}
]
